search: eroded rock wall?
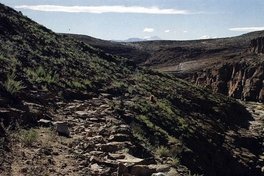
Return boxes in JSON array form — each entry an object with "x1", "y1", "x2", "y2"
[
  {"x1": 189, "y1": 61, "x2": 264, "y2": 102},
  {"x1": 185, "y1": 37, "x2": 264, "y2": 102},
  {"x1": 250, "y1": 37, "x2": 264, "y2": 53}
]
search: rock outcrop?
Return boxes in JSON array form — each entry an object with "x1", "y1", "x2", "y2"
[
  {"x1": 187, "y1": 59, "x2": 264, "y2": 102},
  {"x1": 183, "y1": 38, "x2": 264, "y2": 102},
  {"x1": 249, "y1": 37, "x2": 264, "y2": 53}
]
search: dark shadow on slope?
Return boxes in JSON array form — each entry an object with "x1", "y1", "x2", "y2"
[{"x1": 181, "y1": 101, "x2": 262, "y2": 176}]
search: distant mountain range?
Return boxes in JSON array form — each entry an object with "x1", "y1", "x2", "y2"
[{"x1": 114, "y1": 36, "x2": 161, "y2": 42}]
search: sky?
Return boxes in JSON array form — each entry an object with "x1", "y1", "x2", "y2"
[{"x1": 1, "y1": 0, "x2": 264, "y2": 41}]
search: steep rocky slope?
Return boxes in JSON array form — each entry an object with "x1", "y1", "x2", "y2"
[{"x1": 0, "y1": 3, "x2": 263, "y2": 176}]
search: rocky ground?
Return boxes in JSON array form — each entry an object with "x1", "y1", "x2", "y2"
[
  {"x1": 1, "y1": 93, "x2": 189, "y2": 176},
  {"x1": 1, "y1": 92, "x2": 263, "y2": 176}
]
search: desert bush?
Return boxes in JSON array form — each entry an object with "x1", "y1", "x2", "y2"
[
  {"x1": 4, "y1": 73, "x2": 26, "y2": 95},
  {"x1": 21, "y1": 128, "x2": 38, "y2": 147},
  {"x1": 25, "y1": 66, "x2": 59, "y2": 85},
  {"x1": 170, "y1": 157, "x2": 180, "y2": 167},
  {"x1": 71, "y1": 80, "x2": 86, "y2": 89},
  {"x1": 156, "y1": 146, "x2": 171, "y2": 157}
]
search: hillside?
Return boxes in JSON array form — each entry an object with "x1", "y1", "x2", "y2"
[
  {"x1": 0, "y1": 3, "x2": 263, "y2": 176},
  {"x1": 70, "y1": 30, "x2": 264, "y2": 102},
  {"x1": 69, "y1": 30, "x2": 264, "y2": 68}
]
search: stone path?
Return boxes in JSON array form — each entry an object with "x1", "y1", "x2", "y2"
[{"x1": 51, "y1": 94, "x2": 176, "y2": 176}]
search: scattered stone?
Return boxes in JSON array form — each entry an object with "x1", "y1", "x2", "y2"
[
  {"x1": 38, "y1": 119, "x2": 52, "y2": 127},
  {"x1": 131, "y1": 165, "x2": 156, "y2": 176},
  {"x1": 100, "y1": 93, "x2": 112, "y2": 99},
  {"x1": 109, "y1": 153, "x2": 125, "y2": 160},
  {"x1": 152, "y1": 172, "x2": 167, "y2": 176},
  {"x1": 75, "y1": 111, "x2": 88, "y2": 117},
  {"x1": 54, "y1": 121, "x2": 70, "y2": 137},
  {"x1": 117, "y1": 153, "x2": 144, "y2": 164},
  {"x1": 90, "y1": 163, "x2": 103, "y2": 172},
  {"x1": 100, "y1": 142, "x2": 120, "y2": 152}
]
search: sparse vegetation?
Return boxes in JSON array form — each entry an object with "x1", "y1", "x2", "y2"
[
  {"x1": 4, "y1": 73, "x2": 26, "y2": 95},
  {"x1": 21, "y1": 128, "x2": 38, "y2": 147},
  {"x1": 156, "y1": 146, "x2": 170, "y2": 157},
  {"x1": 170, "y1": 157, "x2": 180, "y2": 167}
]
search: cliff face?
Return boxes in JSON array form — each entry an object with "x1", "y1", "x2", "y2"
[
  {"x1": 186, "y1": 37, "x2": 264, "y2": 102},
  {"x1": 250, "y1": 37, "x2": 264, "y2": 53},
  {"x1": 188, "y1": 61, "x2": 264, "y2": 101}
]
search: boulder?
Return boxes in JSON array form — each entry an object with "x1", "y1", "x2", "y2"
[
  {"x1": 117, "y1": 163, "x2": 128, "y2": 176},
  {"x1": 54, "y1": 121, "x2": 70, "y2": 137}
]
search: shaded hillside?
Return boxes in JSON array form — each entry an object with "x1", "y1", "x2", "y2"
[
  {"x1": 0, "y1": 3, "x2": 263, "y2": 176},
  {"x1": 66, "y1": 34, "x2": 150, "y2": 64}
]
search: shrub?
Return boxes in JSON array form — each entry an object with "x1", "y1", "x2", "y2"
[
  {"x1": 4, "y1": 73, "x2": 26, "y2": 95},
  {"x1": 21, "y1": 128, "x2": 38, "y2": 147},
  {"x1": 156, "y1": 146, "x2": 171, "y2": 157},
  {"x1": 170, "y1": 157, "x2": 180, "y2": 167}
]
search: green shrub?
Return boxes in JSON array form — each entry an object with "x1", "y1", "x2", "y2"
[
  {"x1": 170, "y1": 157, "x2": 180, "y2": 166},
  {"x1": 4, "y1": 73, "x2": 26, "y2": 95},
  {"x1": 25, "y1": 66, "x2": 59, "y2": 84},
  {"x1": 156, "y1": 146, "x2": 171, "y2": 157},
  {"x1": 71, "y1": 80, "x2": 85, "y2": 89},
  {"x1": 21, "y1": 128, "x2": 38, "y2": 147}
]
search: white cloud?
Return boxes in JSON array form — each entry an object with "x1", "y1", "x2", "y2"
[
  {"x1": 14, "y1": 5, "x2": 195, "y2": 14},
  {"x1": 183, "y1": 30, "x2": 187, "y2": 33},
  {"x1": 229, "y1": 27, "x2": 264, "y2": 32},
  {"x1": 199, "y1": 35, "x2": 211, "y2": 39},
  {"x1": 143, "y1": 28, "x2": 154, "y2": 32},
  {"x1": 164, "y1": 30, "x2": 170, "y2": 33}
]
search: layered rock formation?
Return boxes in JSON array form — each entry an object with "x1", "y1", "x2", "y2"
[
  {"x1": 184, "y1": 37, "x2": 264, "y2": 102},
  {"x1": 187, "y1": 60, "x2": 264, "y2": 101}
]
